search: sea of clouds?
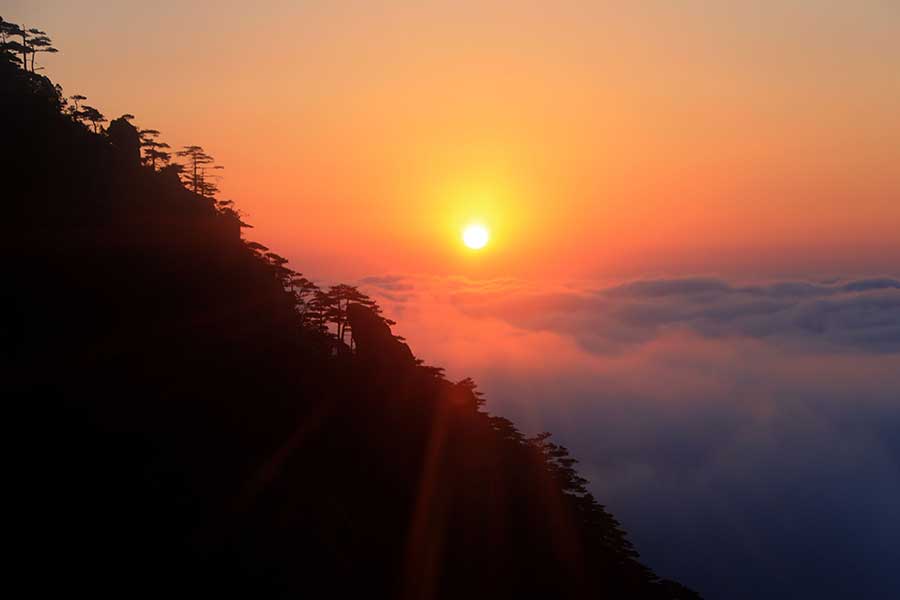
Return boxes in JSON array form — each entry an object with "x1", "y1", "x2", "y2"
[{"x1": 360, "y1": 274, "x2": 900, "y2": 599}]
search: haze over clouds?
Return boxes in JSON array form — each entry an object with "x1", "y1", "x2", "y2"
[{"x1": 361, "y1": 274, "x2": 900, "y2": 599}]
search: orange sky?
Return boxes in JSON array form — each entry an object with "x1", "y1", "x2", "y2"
[
  {"x1": 9, "y1": 8, "x2": 900, "y2": 593},
  {"x1": 9, "y1": 0, "x2": 900, "y2": 281}
]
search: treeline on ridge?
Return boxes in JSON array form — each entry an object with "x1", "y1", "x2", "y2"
[{"x1": 2, "y1": 17, "x2": 700, "y2": 599}]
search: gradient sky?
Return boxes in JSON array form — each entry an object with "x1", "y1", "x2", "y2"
[
  {"x1": 9, "y1": 3, "x2": 900, "y2": 598},
  {"x1": 8, "y1": 0, "x2": 900, "y2": 281}
]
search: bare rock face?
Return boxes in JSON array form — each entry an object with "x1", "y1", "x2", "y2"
[
  {"x1": 347, "y1": 303, "x2": 415, "y2": 366},
  {"x1": 107, "y1": 116, "x2": 141, "y2": 167}
]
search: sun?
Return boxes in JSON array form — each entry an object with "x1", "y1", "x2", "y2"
[{"x1": 462, "y1": 224, "x2": 490, "y2": 249}]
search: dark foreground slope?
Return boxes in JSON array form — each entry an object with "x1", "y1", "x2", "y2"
[{"x1": 2, "y1": 48, "x2": 699, "y2": 599}]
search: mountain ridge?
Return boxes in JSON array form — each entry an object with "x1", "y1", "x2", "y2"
[{"x1": 2, "y1": 22, "x2": 701, "y2": 599}]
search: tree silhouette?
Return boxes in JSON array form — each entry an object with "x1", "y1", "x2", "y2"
[
  {"x1": 0, "y1": 18, "x2": 25, "y2": 67},
  {"x1": 263, "y1": 251, "x2": 294, "y2": 287},
  {"x1": 0, "y1": 22, "x2": 57, "y2": 73},
  {"x1": 0, "y1": 17, "x2": 18, "y2": 43},
  {"x1": 215, "y1": 198, "x2": 252, "y2": 235},
  {"x1": 290, "y1": 275, "x2": 321, "y2": 326},
  {"x1": 25, "y1": 28, "x2": 57, "y2": 72},
  {"x1": 455, "y1": 377, "x2": 486, "y2": 409},
  {"x1": 68, "y1": 93, "x2": 86, "y2": 115},
  {"x1": 308, "y1": 288, "x2": 336, "y2": 334},
  {"x1": 138, "y1": 129, "x2": 171, "y2": 169},
  {"x1": 79, "y1": 105, "x2": 106, "y2": 132},
  {"x1": 321, "y1": 284, "x2": 378, "y2": 345},
  {"x1": 176, "y1": 145, "x2": 221, "y2": 197},
  {"x1": 198, "y1": 165, "x2": 224, "y2": 198},
  {"x1": 244, "y1": 241, "x2": 269, "y2": 254},
  {"x1": 4, "y1": 19, "x2": 28, "y2": 68}
]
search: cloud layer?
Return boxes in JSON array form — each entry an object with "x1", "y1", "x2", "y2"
[
  {"x1": 449, "y1": 276, "x2": 900, "y2": 354},
  {"x1": 360, "y1": 275, "x2": 900, "y2": 599}
]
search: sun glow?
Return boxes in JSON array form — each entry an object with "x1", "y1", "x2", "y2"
[{"x1": 462, "y1": 224, "x2": 490, "y2": 250}]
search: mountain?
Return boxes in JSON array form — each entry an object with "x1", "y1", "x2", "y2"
[{"x1": 2, "y1": 27, "x2": 700, "y2": 599}]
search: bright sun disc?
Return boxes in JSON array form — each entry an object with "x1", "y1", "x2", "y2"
[{"x1": 462, "y1": 224, "x2": 490, "y2": 249}]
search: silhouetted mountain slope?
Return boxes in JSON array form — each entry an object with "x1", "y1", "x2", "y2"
[{"x1": 2, "y1": 31, "x2": 700, "y2": 599}]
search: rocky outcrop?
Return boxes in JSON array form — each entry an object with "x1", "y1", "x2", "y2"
[
  {"x1": 107, "y1": 115, "x2": 141, "y2": 166},
  {"x1": 347, "y1": 303, "x2": 415, "y2": 367}
]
